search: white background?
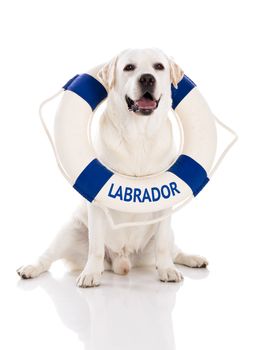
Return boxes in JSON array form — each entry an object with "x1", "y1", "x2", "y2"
[{"x1": 1, "y1": 1, "x2": 268, "y2": 349}]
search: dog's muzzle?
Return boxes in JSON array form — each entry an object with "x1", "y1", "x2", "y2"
[{"x1": 125, "y1": 92, "x2": 161, "y2": 115}]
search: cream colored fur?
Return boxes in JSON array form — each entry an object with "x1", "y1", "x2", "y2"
[{"x1": 17, "y1": 48, "x2": 208, "y2": 287}]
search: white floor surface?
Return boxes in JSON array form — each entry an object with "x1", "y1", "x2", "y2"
[{"x1": 3, "y1": 258, "x2": 267, "y2": 350}]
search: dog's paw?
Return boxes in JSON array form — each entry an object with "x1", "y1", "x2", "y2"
[
  {"x1": 187, "y1": 255, "x2": 208, "y2": 268},
  {"x1": 76, "y1": 271, "x2": 101, "y2": 288},
  {"x1": 158, "y1": 267, "x2": 183, "y2": 283},
  {"x1": 17, "y1": 264, "x2": 44, "y2": 279},
  {"x1": 174, "y1": 253, "x2": 208, "y2": 268}
]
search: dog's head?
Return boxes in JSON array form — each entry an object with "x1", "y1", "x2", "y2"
[{"x1": 98, "y1": 48, "x2": 183, "y2": 121}]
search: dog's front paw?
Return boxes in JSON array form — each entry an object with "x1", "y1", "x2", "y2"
[
  {"x1": 17, "y1": 264, "x2": 44, "y2": 279},
  {"x1": 76, "y1": 271, "x2": 101, "y2": 288},
  {"x1": 158, "y1": 267, "x2": 183, "y2": 283}
]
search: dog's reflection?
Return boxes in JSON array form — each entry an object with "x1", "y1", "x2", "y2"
[{"x1": 18, "y1": 267, "x2": 209, "y2": 350}]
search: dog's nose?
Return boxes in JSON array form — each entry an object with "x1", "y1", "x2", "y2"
[{"x1": 139, "y1": 74, "x2": 156, "y2": 88}]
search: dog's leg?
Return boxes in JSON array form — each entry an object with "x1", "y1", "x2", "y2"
[
  {"x1": 173, "y1": 246, "x2": 208, "y2": 268},
  {"x1": 76, "y1": 203, "x2": 105, "y2": 288},
  {"x1": 155, "y1": 217, "x2": 183, "y2": 282},
  {"x1": 17, "y1": 215, "x2": 87, "y2": 279},
  {"x1": 17, "y1": 252, "x2": 52, "y2": 280}
]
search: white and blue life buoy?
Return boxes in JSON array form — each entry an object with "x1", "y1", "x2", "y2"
[{"x1": 40, "y1": 65, "x2": 236, "y2": 220}]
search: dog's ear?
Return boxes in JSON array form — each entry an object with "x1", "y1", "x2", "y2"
[
  {"x1": 97, "y1": 56, "x2": 117, "y2": 90},
  {"x1": 169, "y1": 57, "x2": 184, "y2": 88}
]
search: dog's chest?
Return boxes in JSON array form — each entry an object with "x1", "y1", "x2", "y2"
[
  {"x1": 105, "y1": 212, "x2": 158, "y2": 254},
  {"x1": 97, "y1": 113, "x2": 176, "y2": 177}
]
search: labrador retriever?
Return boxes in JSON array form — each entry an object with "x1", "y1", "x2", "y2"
[{"x1": 17, "y1": 48, "x2": 208, "y2": 287}]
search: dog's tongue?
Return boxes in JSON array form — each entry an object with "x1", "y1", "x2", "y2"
[{"x1": 136, "y1": 97, "x2": 156, "y2": 109}]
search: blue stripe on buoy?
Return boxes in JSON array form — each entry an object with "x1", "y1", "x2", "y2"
[
  {"x1": 63, "y1": 74, "x2": 107, "y2": 110},
  {"x1": 62, "y1": 75, "x2": 79, "y2": 90},
  {"x1": 171, "y1": 75, "x2": 196, "y2": 110},
  {"x1": 73, "y1": 159, "x2": 114, "y2": 202},
  {"x1": 168, "y1": 154, "x2": 209, "y2": 196}
]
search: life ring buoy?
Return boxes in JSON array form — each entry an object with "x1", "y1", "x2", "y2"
[{"x1": 50, "y1": 65, "x2": 217, "y2": 213}]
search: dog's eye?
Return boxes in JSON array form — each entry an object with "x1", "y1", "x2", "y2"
[
  {"x1": 123, "y1": 64, "x2": 136, "y2": 72},
  {"x1": 154, "y1": 63, "x2": 165, "y2": 70}
]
